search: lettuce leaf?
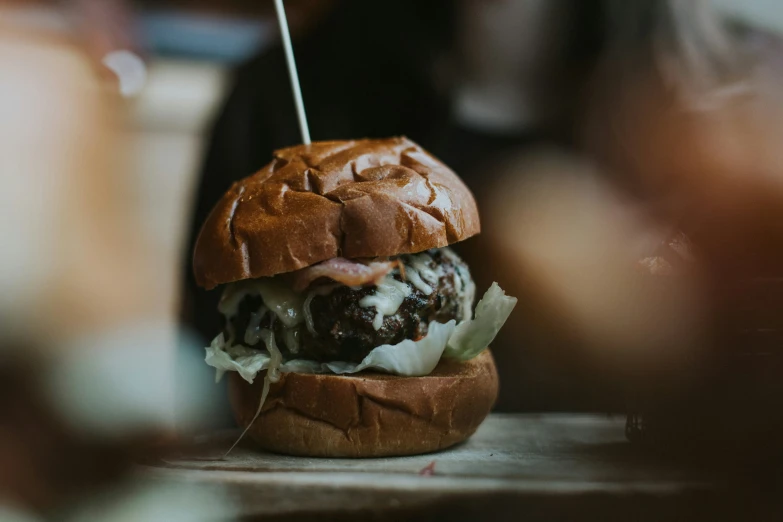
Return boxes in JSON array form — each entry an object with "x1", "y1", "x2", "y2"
[
  {"x1": 444, "y1": 282, "x2": 518, "y2": 361},
  {"x1": 324, "y1": 320, "x2": 455, "y2": 376},
  {"x1": 205, "y1": 283, "x2": 516, "y2": 381}
]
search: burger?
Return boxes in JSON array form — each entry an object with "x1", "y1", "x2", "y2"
[{"x1": 194, "y1": 137, "x2": 516, "y2": 457}]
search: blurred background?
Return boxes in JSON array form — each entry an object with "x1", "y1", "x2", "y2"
[{"x1": 4, "y1": 0, "x2": 783, "y2": 519}]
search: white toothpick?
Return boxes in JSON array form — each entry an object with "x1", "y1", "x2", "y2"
[{"x1": 274, "y1": 0, "x2": 311, "y2": 145}]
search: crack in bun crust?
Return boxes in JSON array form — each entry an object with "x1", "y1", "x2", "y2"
[
  {"x1": 193, "y1": 137, "x2": 480, "y2": 289},
  {"x1": 228, "y1": 350, "x2": 499, "y2": 457}
]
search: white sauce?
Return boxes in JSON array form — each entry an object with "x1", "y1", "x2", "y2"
[
  {"x1": 400, "y1": 252, "x2": 443, "y2": 295},
  {"x1": 408, "y1": 253, "x2": 442, "y2": 285},
  {"x1": 404, "y1": 265, "x2": 434, "y2": 294},
  {"x1": 359, "y1": 274, "x2": 412, "y2": 330}
]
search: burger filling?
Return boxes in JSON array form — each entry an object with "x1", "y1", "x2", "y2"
[{"x1": 218, "y1": 248, "x2": 475, "y2": 364}]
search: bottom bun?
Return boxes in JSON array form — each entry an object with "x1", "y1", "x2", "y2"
[{"x1": 228, "y1": 349, "x2": 499, "y2": 457}]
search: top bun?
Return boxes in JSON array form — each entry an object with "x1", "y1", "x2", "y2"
[{"x1": 193, "y1": 137, "x2": 480, "y2": 289}]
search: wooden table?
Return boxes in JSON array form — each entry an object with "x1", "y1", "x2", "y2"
[{"x1": 139, "y1": 414, "x2": 781, "y2": 521}]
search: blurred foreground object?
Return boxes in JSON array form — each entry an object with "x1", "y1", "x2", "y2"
[
  {"x1": 583, "y1": 0, "x2": 783, "y2": 456},
  {"x1": 585, "y1": 0, "x2": 783, "y2": 274},
  {"x1": 0, "y1": 15, "x2": 152, "y2": 344},
  {"x1": 478, "y1": 150, "x2": 704, "y2": 412},
  {"x1": 0, "y1": 9, "x2": 223, "y2": 520}
]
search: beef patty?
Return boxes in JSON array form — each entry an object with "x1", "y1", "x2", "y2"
[{"x1": 222, "y1": 248, "x2": 474, "y2": 363}]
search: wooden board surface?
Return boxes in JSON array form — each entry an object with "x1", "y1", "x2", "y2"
[{"x1": 138, "y1": 414, "x2": 776, "y2": 521}]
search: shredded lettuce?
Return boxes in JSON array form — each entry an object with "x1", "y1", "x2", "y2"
[
  {"x1": 205, "y1": 283, "x2": 516, "y2": 381},
  {"x1": 205, "y1": 336, "x2": 266, "y2": 384},
  {"x1": 205, "y1": 335, "x2": 322, "y2": 384}
]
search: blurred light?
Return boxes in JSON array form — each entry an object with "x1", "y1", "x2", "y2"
[{"x1": 103, "y1": 50, "x2": 147, "y2": 97}]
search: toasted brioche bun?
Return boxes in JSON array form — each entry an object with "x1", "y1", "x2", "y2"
[
  {"x1": 227, "y1": 350, "x2": 499, "y2": 457},
  {"x1": 193, "y1": 137, "x2": 480, "y2": 289}
]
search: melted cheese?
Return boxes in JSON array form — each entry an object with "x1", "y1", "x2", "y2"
[
  {"x1": 303, "y1": 284, "x2": 337, "y2": 337},
  {"x1": 284, "y1": 327, "x2": 300, "y2": 354},
  {"x1": 257, "y1": 281, "x2": 305, "y2": 328},
  {"x1": 401, "y1": 252, "x2": 447, "y2": 295},
  {"x1": 217, "y1": 285, "x2": 250, "y2": 319},
  {"x1": 220, "y1": 279, "x2": 308, "y2": 356},
  {"x1": 219, "y1": 247, "x2": 475, "y2": 352},
  {"x1": 359, "y1": 274, "x2": 412, "y2": 330},
  {"x1": 243, "y1": 305, "x2": 268, "y2": 346},
  {"x1": 303, "y1": 292, "x2": 317, "y2": 337},
  {"x1": 218, "y1": 285, "x2": 250, "y2": 344},
  {"x1": 404, "y1": 264, "x2": 434, "y2": 294},
  {"x1": 408, "y1": 253, "x2": 442, "y2": 284},
  {"x1": 220, "y1": 279, "x2": 305, "y2": 328}
]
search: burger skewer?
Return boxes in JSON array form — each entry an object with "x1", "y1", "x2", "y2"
[{"x1": 274, "y1": 0, "x2": 310, "y2": 145}]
